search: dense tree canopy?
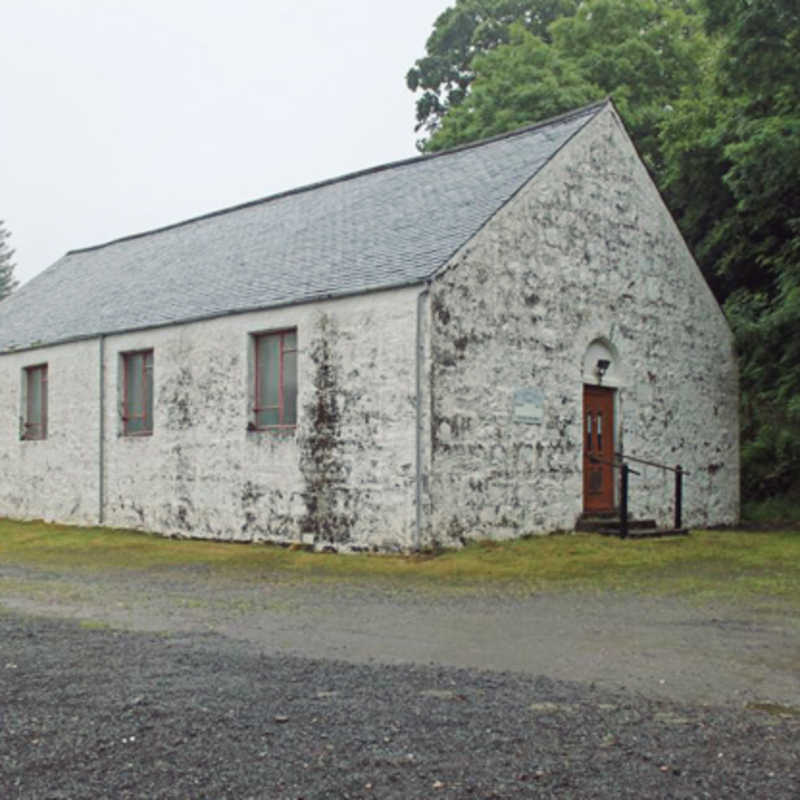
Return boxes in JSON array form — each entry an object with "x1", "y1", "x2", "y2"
[
  {"x1": 406, "y1": 0, "x2": 579, "y2": 139},
  {"x1": 658, "y1": 0, "x2": 800, "y2": 499},
  {"x1": 0, "y1": 220, "x2": 18, "y2": 302},
  {"x1": 420, "y1": 0, "x2": 708, "y2": 179},
  {"x1": 408, "y1": 0, "x2": 800, "y2": 503},
  {"x1": 419, "y1": 24, "x2": 599, "y2": 150}
]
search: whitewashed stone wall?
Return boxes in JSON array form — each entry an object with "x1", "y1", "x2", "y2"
[
  {"x1": 0, "y1": 106, "x2": 739, "y2": 550},
  {"x1": 0, "y1": 339, "x2": 101, "y2": 526},
  {"x1": 0, "y1": 287, "x2": 422, "y2": 550},
  {"x1": 428, "y1": 105, "x2": 739, "y2": 543}
]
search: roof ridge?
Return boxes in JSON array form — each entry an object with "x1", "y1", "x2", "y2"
[{"x1": 65, "y1": 99, "x2": 610, "y2": 257}]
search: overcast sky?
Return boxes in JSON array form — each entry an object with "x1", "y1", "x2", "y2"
[{"x1": 2, "y1": 0, "x2": 449, "y2": 286}]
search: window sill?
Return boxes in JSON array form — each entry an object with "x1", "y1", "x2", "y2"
[
  {"x1": 121, "y1": 431, "x2": 153, "y2": 438},
  {"x1": 247, "y1": 424, "x2": 297, "y2": 434}
]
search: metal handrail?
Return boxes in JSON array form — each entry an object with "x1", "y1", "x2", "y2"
[
  {"x1": 588, "y1": 452, "x2": 687, "y2": 537},
  {"x1": 589, "y1": 454, "x2": 640, "y2": 475},
  {"x1": 615, "y1": 451, "x2": 690, "y2": 476}
]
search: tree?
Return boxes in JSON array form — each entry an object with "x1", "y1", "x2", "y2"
[
  {"x1": 662, "y1": 0, "x2": 800, "y2": 294},
  {"x1": 423, "y1": 25, "x2": 599, "y2": 152},
  {"x1": 0, "y1": 220, "x2": 18, "y2": 301},
  {"x1": 659, "y1": 0, "x2": 800, "y2": 500},
  {"x1": 658, "y1": 68, "x2": 746, "y2": 299},
  {"x1": 710, "y1": 0, "x2": 800, "y2": 500},
  {"x1": 418, "y1": 0, "x2": 709, "y2": 179},
  {"x1": 547, "y1": 0, "x2": 708, "y2": 174},
  {"x1": 705, "y1": 0, "x2": 800, "y2": 100},
  {"x1": 406, "y1": 0, "x2": 579, "y2": 141}
]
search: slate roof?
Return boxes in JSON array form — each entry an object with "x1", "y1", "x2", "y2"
[{"x1": 0, "y1": 101, "x2": 606, "y2": 353}]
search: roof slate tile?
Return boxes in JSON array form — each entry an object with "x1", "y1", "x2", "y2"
[{"x1": 0, "y1": 102, "x2": 604, "y2": 352}]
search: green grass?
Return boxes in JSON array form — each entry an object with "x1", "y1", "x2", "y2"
[{"x1": 1, "y1": 518, "x2": 799, "y2": 607}]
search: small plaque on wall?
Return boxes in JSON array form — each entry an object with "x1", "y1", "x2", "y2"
[{"x1": 513, "y1": 388, "x2": 544, "y2": 424}]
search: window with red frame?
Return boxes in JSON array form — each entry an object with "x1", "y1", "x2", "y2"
[
  {"x1": 23, "y1": 364, "x2": 47, "y2": 440},
  {"x1": 122, "y1": 350, "x2": 153, "y2": 435},
  {"x1": 253, "y1": 330, "x2": 297, "y2": 428}
]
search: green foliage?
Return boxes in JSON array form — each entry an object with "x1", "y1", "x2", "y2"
[
  {"x1": 661, "y1": 1, "x2": 800, "y2": 500},
  {"x1": 726, "y1": 287, "x2": 800, "y2": 498},
  {"x1": 424, "y1": 25, "x2": 599, "y2": 152},
  {"x1": 659, "y1": 81, "x2": 750, "y2": 297},
  {"x1": 742, "y1": 493, "x2": 800, "y2": 526},
  {"x1": 707, "y1": 0, "x2": 800, "y2": 101},
  {"x1": 548, "y1": 0, "x2": 708, "y2": 172},
  {"x1": 0, "y1": 220, "x2": 18, "y2": 301},
  {"x1": 420, "y1": 0, "x2": 708, "y2": 178},
  {"x1": 406, "y1": 0, "x2": 579, "y2": 139}
]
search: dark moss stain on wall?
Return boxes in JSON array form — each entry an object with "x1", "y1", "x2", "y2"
[
  {"x1": 241, "y1": 480, "x2": 265, "y2": 505},
  {"x1": 163, "y1": 443, "x2": 195, "y2": 533},
  {"x1": 161, "y1": 353, "x2": 240, "y2": 433},
  {"x1": 239, "y1": 479, "x2": 265, "y2": 537},
  {"x1": 240, "y1": 484, "x2": 296, "y2": 540},
  {"x1": 299, "y1": 314, "x2": 354, "y2": 544},
  {"x1": 453, "y1": 335, "x2": 469, "y2": 356},
  {"x1": 161, "y1": 366, "x2": 195, "y2": 430},
  {"x1": 196, "y1": 355, "x2": 240, "y2": 420},
  {"x1": 432, "y1": 294, "x2": 450, "y2": 326},
  {"x1": 428, "y1": 269, "x2": 543, "y2": 543},
  {"x1": 107, "y1": 494, "x2": 146, "y2": 528}
]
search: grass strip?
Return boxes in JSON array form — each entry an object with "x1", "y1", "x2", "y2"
[{"x1": 1, "y1": 518, "x2": 798, "y2": 607}]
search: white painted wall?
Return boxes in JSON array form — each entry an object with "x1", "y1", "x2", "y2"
[
  {"x1": 0, "y1": 287, "x2": 422, "y2": 550},
  {"x1": 0, "y1": 106, "x2": 739, "y2": 549},
  {"x1": 0, "y1": 339, "x2": 101, "y2": 525},
  {"x1": 428, "y1": 105, "x2": 739, "y2": 542}
]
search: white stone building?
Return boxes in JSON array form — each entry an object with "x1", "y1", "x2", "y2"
[{"x1": 0, "y1": 101, "x2": 739, "y2": 550}]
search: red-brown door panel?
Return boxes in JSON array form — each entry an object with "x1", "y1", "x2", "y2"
[{"x1": 583, "y1": 386, "x2": 615, "y2": 512}]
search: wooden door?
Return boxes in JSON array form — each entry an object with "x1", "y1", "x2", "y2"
[{"x1": 583, "y1": 386, "x2": 615, "y2": 512}]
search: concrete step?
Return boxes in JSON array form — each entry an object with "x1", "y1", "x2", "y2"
[
  {"x1": 575, "y1": 513, "x2": 688, "y2": 539},
  {"x1": 575, "y1": 516, "x2": 657, "y2": 533},
  {"x1": 593, "y1": 527, "x2": 689, "y2": 539}
]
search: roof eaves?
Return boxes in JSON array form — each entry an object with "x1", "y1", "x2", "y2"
[{"x1": 0, "y1": 278, "x2": 429, "y2": 356}]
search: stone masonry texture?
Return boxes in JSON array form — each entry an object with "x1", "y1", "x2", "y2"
[
  {"x1": 427, "y1": 105, "x2": 738, "y2": 544},
  {"x1": 0, "y1": 104, "x2": 738, "y2": 549},
  {"x1": 1, "y1": 288, "x2": 420, "y2": 551}
]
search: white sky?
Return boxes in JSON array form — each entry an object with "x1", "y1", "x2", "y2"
[{"x1": 1, "y1": 0, "x2": 449, "y2": 286}]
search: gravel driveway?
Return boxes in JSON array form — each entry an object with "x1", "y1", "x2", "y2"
[{"x1": 1, "y1": 561, "x2": 799, "y2": 797}]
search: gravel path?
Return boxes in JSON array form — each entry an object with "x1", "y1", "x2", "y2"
[
  {"x1": 1, "y1": 562, "x2": 798, "y2": 706},
  {"x1": 1, "y1": 562, "x2": 799, "y2": 797}
]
